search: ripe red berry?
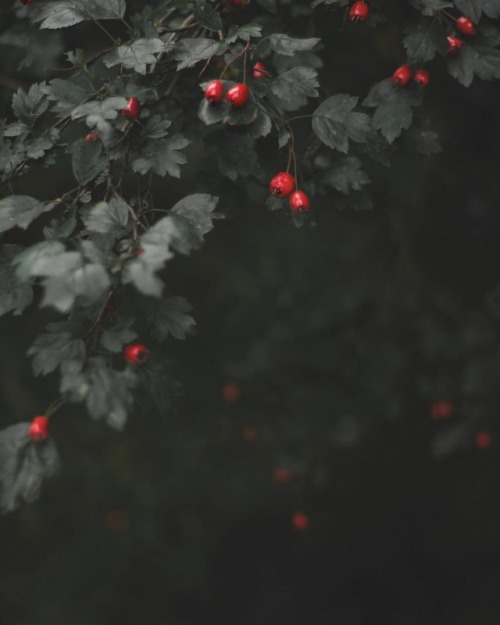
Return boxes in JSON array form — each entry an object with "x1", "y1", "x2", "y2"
[
  {"x1": 456, "y1": 16, "x2": 476, "y2": 36},
  {"x1": 84, "y1": 133, "x2": 100, "y2": 143},
  {"x1": 204, "y1": 80, "x2": 225, "y2": 104},
  {"x1": 123, "y1": 343, "x2": 149, "y2": 365},
  {"x1": 292, "y1": 512, "x2": 310, "y2": 531},
  {"x1": 270, "y1": 172, "x2": 296, "y2": 198},
  {"x1": 289, "y1": 190, "x2": 310, "y2": 213},
  {"x1": 475, "y1": 431, "x2": 493, "y2": 450},
  {"x1": 28, "y1": 416, "x2": 49, "y2": 443},
  {"x1": 413, "y1": 69, "x2": 430, "y2": 87},
  {"x1": 121, "y1": 97, "x2": 141, "y2": 120},
  {"x1": 392, "y1": 64, "x2": 412, "y2": 85},
  {"x1": 430, "y1": 400, "x2": 454, "y2": 420},
  {"x1": 349, "y1": 1, "x2": 369, "y2": 21},
  {"x1": 272, "y1": 468, "x2": 293, "y2": 484},
  {"x1": 226, "y1": 83, "x2": 249, "y2": 108},
  {"x1": 253, "y1": 61, "x2": 268, "y2": 79},
  {"x1": 447, "y1": 35, "x2": 463, "y2": 54}
]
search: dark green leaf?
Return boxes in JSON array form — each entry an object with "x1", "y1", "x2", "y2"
[
  {"x1": 70, "y1": 138, "x2": 107, "y2": 185},
  {"x1": 0, "y1": 245, "x2": 33, "y2": 316},
  {"x1": 313, "y1": 94, "x2": 372, "y2": 153},
  {"x1": 103, "y1": 39, "x2": 166, "y2": 75},
  {"x1": 146, "y1": 297, "x2": 196, "y2": 341},
  {"x1": 0, "y1": 195, "x2": 52, "y2": 233},
  {"x1": 269, "y1": 34, "x2": 320, "y2": 56},
  {"x1": 170, "y1": 194, "x2": 219, "y2": 238},
  {"x1": 28, "y1": 330, "x2": 85, "y2": 376}
]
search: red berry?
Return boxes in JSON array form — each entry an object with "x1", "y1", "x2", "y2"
[
  {"x1": 272, "y1": 468, "x2": 293, "y2": 484},
  {"x1": 269, "y1": 172, "x2": 296, "y2": 198},
  {"x1": 84, "y1": 133, "x2": 100, "y2": 143},
  {"x1": 413, "y1": 69, "x2": 430, "y2": 87},
  {"x1": 456, "y1": 16, "x2": 476, "y2": 36},
  {"x1": 226, "y1": 83, "x2": 249, "y2": 108},
  {"x1": 392, "y1": 64, "x2": 412, "y2": 85},
  {"x1": 253, "y1": 61, "x2": 268, "y2": 79},
  {"x1": 292, "y1": 512, "x2": 310, "y2": 532},
  {"x1": 289, "y1": 190, "x2": 310, "y2": 213},
  {"x1": 242, "y1": 427, "x2": 258, "y2": 443},
  {"x1": 447, "y1": 35, "x2": 463, "y2": 54},
  {"x1": 204, "y1": 80, "x2": 225, "y2": 104},
  {"x1": 121, "y1": 97, "x2": 141, "y2": 120},
  {"x1": 430, "y1": 400, "x2": 454, "y2": 421},
  {"x1": 28, "y1": 416, "x2": 49, "y2": 443},
  {"x1": 475, "y1": 431, "x2": 493, "y2": 450},
  {"x1": 222, "y1": 381, "x2": 241, "y2": 403},
  {"x1": 349, "y1": 1, "x2": 369, "y2": 21},
  {"x1": 123, "y1": 343, "x2": 149, "y2": 365}
]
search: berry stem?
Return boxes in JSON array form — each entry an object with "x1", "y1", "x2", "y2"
[{"x1": 44, "y1": 395, "x2": 66, "y2": 419}]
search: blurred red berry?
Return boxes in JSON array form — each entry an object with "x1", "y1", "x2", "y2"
[
  {"x1": 84, "y1": 133, "x2": 100, "y2": 143},
  {"x1": 273, "y1": 468, "x2": 293, "y2": 484},
  {"x1": 447, "y1": 36, "x2": 463, "y2": 54},
  {"x1": 222, "y1": 381, "x2": 241, "y2": 403},
  {"x1": 349, "y1": 1, "x2": 369, "y2": 21},
  {"x1": 121, "y1": 97, "x2": 141, "y2": 120},
  {"x1": 413, "y1": 69, "x2": 430, "y2": 87},
  {"x1": 123, "y1": 343, "x2": 149, "y2": 365},
  {"x1": 430, "y1": 400, "x2": 455, "y2": 420},
  {"x1": 392, "y1": 64, "x2": 412, "y2": 85},
  {"x1": 289, "y1": 190, "x2": 310, "y2": 213},
  {"x1": 28, "y1": 416, "x2": 49, "y2": 442},
  {"x1": 253, "y1": 61, "x2": 268, "y2": 79},
  {"x1": 292, "y1": 511, "x2": 310, "y2": 531},
  {"x1": 475, "y1": 431, "x2": 493, "y2": 450},
  {"x1": 456, "y1": 16, "x2": 476, "y2": 36},
  {"x1": 242, "y1": 427, "x2": 258, "y2": 443}
]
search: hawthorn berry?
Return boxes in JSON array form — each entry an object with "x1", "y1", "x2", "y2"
[
  {"x1": 242, "y1": 427, "x2": 258, "y2": 443},
  {"x1": 289, "y1": 190, "x2": 311, "y2": 213},
  {"x1": 272, "y1": 468, "x2": 293, "y2": 484},
  {"x1": 292, "y1": 512, "x2": 310, "y2": 532},
  {"x1": 475, "y1": 431, "x2": 493, "y2": 450},
  {"x1": 447, "y1": 35, "x2": 463, "y2": 54},
  {"x1": 123, "y1": 343, "x2": 149, "y2": 365},
  {"x1": 253, "y1": 61, "x2": 268, "y2": 79},
  {"x1": 430, "y1": 400, "x2": 454, "y2": 420},
  {"x1": 204, "y1": 80, "x2": 225, "y2": 104},
  {"x1": 392, "y1": 64, "x2": 412, "y2": 86},
  {"x1": 413, "y1": 69, "x2": 430, "y2": 87},
  {"x1": 121, "y1": 97, "x2": 141, "y2": 120},
  {"x1": 28, "y1": 416, "x2": 49, "y2": 443},
  {"x1": 349, "y1": 1, "x2": 369, "y2": 21},
  {"x1": 456, "y1": 16, "x2": 476, "y2": 36},
  {"x1": 226, "y1": 83, "x2": 249, "y2": 108},
  {"x1": 84, "y1": 133, "x2": 100, "y2": 143},
  {"x1": 270, "y1": 172, "x2": 296, "y2": 198}
]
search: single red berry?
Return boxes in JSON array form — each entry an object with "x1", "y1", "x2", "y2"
[
  {"x1": 222, "y1": 381, "x2": 241, "y2": 403},
  {"x1": 84, "y1": 133, "x2": 100, "y2": 143},
  {"x1": 292, "y1": 512, "x2": 310, "y2": 532},
  {"x1": 413, "y1": 69, "x2": 430, "y2": 87},
  {"x1": 456, "y1": 16, "x2": 476, "y2": 36},
  {"x1": 226, "y1": 83, "x2": 249, "y2": 108},
  {"x1": 447, "y1": 35, "x2": 463, "y2": 54},
  {"x1": 123, "y1": 342, "x2": 149, "y2": 365},
  {"x1": 270, "y1": 172, "x2": 296, "y2": 198},
  {"x1": 289, "y1": 190, "x2": 310, "y2": 213},
  {"x1": 349, "y1": 1, "x2": 369, "y2": 21},
  {"x1": 204, "y1": 80, "x2": 225, "y2": 104},
  {"x1": 121, "y1": 97, "x2": 141, "y2": 120},
  {"x1": 242, "y1": 427, "x2": 258, "y2": 443},
  {"x1": 273, "y1": 468, "x2": 293, "y2": 484},
  {"x1": 28, "y1": 416, "x2": 49, "y2": 443},
  {"x1": 392, "y1": 64, "x2": 412, "y2": 86},
  {"x1": 253, "y1": 61, "x2": 268, "y2": 79},
  {"x1": 430, "y1": 400, "x2": 454, "y2": 420},
  {"x1": 475, "y1": 431, "x2": 493, "y2": 450}
]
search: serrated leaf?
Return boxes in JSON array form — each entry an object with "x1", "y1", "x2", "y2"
[
  {"x1": 83, "y1": 197, "x2": 130, "y2": 234},
  {"x1": 132, "y1": 135, "x2": 189, "y2": 178},
  {"x1": 12, "y1": 83, "x2": 49, "y2": 126},
  {"x1": 454, "y1": 0, "x2": 500, "y2": 21},
  {"x1": 0, "y1": 245, "x2": 33, "y2": 316},
  {"x1": 312, "y1": 94, "x2": 371, "y2": 153},
  {"x1": 31, "y1": 0, "x2": 126, "y2": 29},
  {"x1": 270, "y1": 66, "x2": 319, "y2": 111},
  {"x1": 170, "y1": 194, "x2": 219, "y2": 237},
  {"x1": 146, "y1": 296, "x2": 196, "y2": 341},
  {"x1": 43, "y1": 77, "x2": 95, "y2": 117},
  {"x1": 363, "y1": 79, "x2": 423, "y2": 143},
  {"x1": 0, "y1": 195, "x2": 52, "y2": 233},
  {"x1": 325, "y1": 157, "x2": 370, "y2": 194},
  {"x1": 194, "y1": 5, "x2": 223, "y2": 31},
  {"x1": 103, "y1": 39, "x2": 165, "y2": 75},
  {"x1": 448, "y1": 43, "x2": 500, "y2": 87},
  {"x1": 225, "y1": 24, "x2": 263, "y2": 43},
  {"x1": 70, "y1": 138, "x2": 107, "y2": 185},
  {"x1": 13, "y1": 241, "x2": 65, "y2": 281},
  {"x1": 99, "y1": 322, "x2": 137, "y2": 352},
  {"x1": 174, "y1": 38, "x2": 225, "y2": 70},
  {"x1": 403, "y1": 18, "x2": 448, "y2": 62},
  {"x1": 28, "y1": 330, "x2": 85, "y2": 376},
  {"x1": 269, "y1": 34, "x2": 320, "y2": 56}
]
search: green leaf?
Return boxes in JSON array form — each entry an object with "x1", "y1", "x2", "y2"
[
  {"x1": 0, "y1": 195, "x2": 52, "y2": 233},
  {"x1": 363, "y1": 79, "x2": 423, "y2": 143},
  {"x1": 132, "y1": 135, "x2": 190, "y2": 178},
  {"x1": 103, "y1": 39, "x2": 166, "y2": 75},
  {"x1": 454, "y1": 0, "x2": 500, "y2": 21},
  {"x1": 174, "y1": 38, "x2": 225, "y2": 70},
  {"x1": 83, "y1": 197, "x2": 130, "y2": 235},
  {"x1": 146, "y1": 297, "x2": 196, "y2": 341},
  {"x1": 226, "y1": 24, "x2": 263, "y2": 43},
  {"x1": 43, "y1": 77, "x2": 95, "y2": 117},
  {"x1": 99, "y1": 321, "x2": 137, "y2": 353},
  {"x1": 13, "y1": 241, "x2": 65, "y2": 281},
  {"x1": 269, "y1": 34, "x2": 320, "y2": 56},
  {"x1": 447, "y1": 43, "x2": 500, "y2": 87},
  {"x1": 12, "y1": 83, "x2": 49, "y2": 126},
  {"x1": 325, "y1": 157, "x2": 370, "y2": 194},
  {"x1": 0, "y1": 245, "x2": 33, "y2": 316},
  {"x1": 194, "y1": 5, "x2": 223, "y2": 32},
  {"x1": 70, "y1": 138, "x2": 107, "y2": 185},
  {"x1": 31, "y1": 0, "x2": 126, "y2": 29},
  {"x1": 403, "y1": 18, "x2": 448, "y2": 62},
  {"x1": 312, "y1": 94, "x2": 372, "y2": 153},
  {"x1": 270, "y1": 66, "x2": 319, "y2": 111},
  {"x1": 170, "y1": 194, "x2": 219, "y2": 238},
  {"x1": 28, "y1": 330, "x2": 85, "y2": 376}
]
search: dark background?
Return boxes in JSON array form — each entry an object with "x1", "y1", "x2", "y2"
[{"x1": 1, "y1": 2, "x2": 500, "y2": 624}]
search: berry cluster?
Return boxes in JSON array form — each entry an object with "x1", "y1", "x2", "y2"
[
  {"x1": 269, "y1": 172, "x2": 310, "y2": 213},
  {"x1": 205, "y1": 80, "x2": 250, "y2": 108},
  {"x1": 392, "y1": 64, "x2": 429, "y2": 87}
]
